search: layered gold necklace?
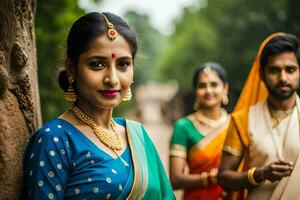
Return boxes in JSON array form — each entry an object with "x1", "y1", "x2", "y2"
[
  {"x1": 194, "y1": 109, "x2": 228, "y2": 129},
  {"x1": 268, "y1": 105, "x2": 293, "y2": 128},
  {"x1": 71, "y1": 105, "x2": 122, "y2": 150}
]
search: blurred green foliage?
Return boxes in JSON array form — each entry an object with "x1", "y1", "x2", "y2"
[
  {"x1": 114, "y1": 11, "x2": 167, "y2": 117},
  {"x1": 36, "y1": 0, "x2": 300, "y2": 121},
  {"x1": 125, "y1": 11, "x2": 167, "y2": 86},
  {"x1": 36, "y1": 0, "x2": 84, "y2": 122},
  {"x1": 156, "y1": 0, "x2": 300, "y2": 92}
]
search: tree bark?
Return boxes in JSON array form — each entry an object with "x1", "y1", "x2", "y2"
[{"x1": 0, "y1": 0, "x2": 41, "y2": 199}]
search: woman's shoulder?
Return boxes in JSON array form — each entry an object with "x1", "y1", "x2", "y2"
[
  {"x1": 25, "y1": 118, "x2": 72, "y2": 158},
  {"x1": 32, "y1": 118, "x2": 70, "y2": 141},
  {"x1": 174, "y1": 116, "x2": 193, "y2": 127}
]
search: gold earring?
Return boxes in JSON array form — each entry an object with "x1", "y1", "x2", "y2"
[
  {"x1": 64, "y1": 76, "x2": 77, "y2": 102},
  {"x1": 193, "y1": 102, "x2": 199, "y2": 110},
  {"x1": 122, "y1": 87, "x2": 132, "y2": 101},
  {"x1": 222, "y1": 95, "x2": 229, "y2": 105},
  {"x1": 193, "y1": 96, "x2": 200, "y2": 110}
]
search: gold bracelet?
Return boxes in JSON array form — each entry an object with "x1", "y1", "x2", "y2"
[
  {"x1": 247, "y1": 167, "x2": 260, "y2": 186},
  {"x1": 209, "y1": 168, "x2": 218, "y2": 185},
  {"x1": 200, "y1": 171, "x2": 209, "y2": 187}
]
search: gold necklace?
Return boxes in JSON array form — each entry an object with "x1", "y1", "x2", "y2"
[
  {"x1": 268, "y1": 106, "x2": 293, "y2": 128},
  {"x1": 71, "y1": 105, "x2": 122, "y2": 150},
  {"x1": 194, "y1": 109, "x2": 228, "y2": 129}
]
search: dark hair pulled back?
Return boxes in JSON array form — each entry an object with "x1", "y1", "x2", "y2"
[{"x1": 193, "y1": 62, "x2": 228, "y2": 90}]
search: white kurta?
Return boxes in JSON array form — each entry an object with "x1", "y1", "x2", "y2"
[{"x1": 247, "y1": 98, "x2": 300, "y2": 200}]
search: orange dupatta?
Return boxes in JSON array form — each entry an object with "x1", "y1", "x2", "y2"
[
  {"x1": 230, "y1": 32, "x2": 285, "y2": 152},
  {"x1": 225, "y1": 32, "x2": 285, "y2": 200}
]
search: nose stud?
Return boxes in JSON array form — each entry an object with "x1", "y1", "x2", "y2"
[{"x1": 104, "y1": 77, "x2": 110, "y2": 82}]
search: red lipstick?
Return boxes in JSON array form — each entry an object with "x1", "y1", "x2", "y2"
[
  {"x1": 203, "y1": 95, "x2": 214, "y2": 101},
  {"x1": 99, "y1": 89, "x2": 120, "y2": 98}
]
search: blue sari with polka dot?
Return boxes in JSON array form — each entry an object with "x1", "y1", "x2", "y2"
[{"x1": 23, "y1": 118, "x2": 133, "y2": 200}]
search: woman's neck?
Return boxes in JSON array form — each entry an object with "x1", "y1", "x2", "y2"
[
  {"x1": 197, "y1": 106, "x2": 222, "y2": 120},
  {"x1": 74, "y1": 99, "x2": 113, "y2": 129}
]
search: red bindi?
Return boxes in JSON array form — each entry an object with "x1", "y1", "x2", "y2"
[{"x1": 112, "y1": 53, "x2": 116, "y2": 59}]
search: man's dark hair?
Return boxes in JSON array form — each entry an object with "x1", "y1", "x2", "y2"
[{"x1": 260, "y1": 33, "x2": 300, "y2": 74}]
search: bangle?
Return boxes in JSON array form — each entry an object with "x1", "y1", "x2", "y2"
[
  {"x1": 247, "y1": 167, "x2": 261, "y2": 186},
  {"x1": 200, "y1": 171, "x2": 209, "y2": 187},
  {"x1": 209, "y1": 168, "x2": 218, "y2": 185},
  {"x1": 260, "y1": 168, "x2": 265, "y2": 181}
]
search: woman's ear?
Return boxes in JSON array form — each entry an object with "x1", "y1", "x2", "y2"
[{"x1": 224, "y1": 83, "x2": 229, "y2": 94}]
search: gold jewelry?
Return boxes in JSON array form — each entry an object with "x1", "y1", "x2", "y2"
[
  {"x1": 122, "y1": 87, "x2": 132, "y2": 101},
  {"x1": 209, "y1": 168, "x2": 218, "y2": 185},
  {"x1": 247, "y1": 167, "x2": 260, "y2": 186},
  {"x1": 71, "y1": 105, "x2": 122, "y2": 150},
  {"x1": 193, "y1": 102, "x2": 198, "y2": 110},
  {"x1": 193, "y1": 100, "x2": 199, "y2": 110},
  {"x1": 200, "y1": 171, "x2": 209, "y2": 187},
  {"x1": 268, "y1": 105, "x2": 293, "y2": 128},
  {"x1": 101, "y1": 13, "x2": 117, "y2": 41},
  {"x1": 104, "y1": 77, "x2": 110, "y2": 83},
  {"x1": 203, "y1": 66, "x2": 212, "y2": 75},
  {"x1": 222, "y1": 94, "x2": 229, "y2": 105},
  {"x1": 194, "y1": 109, "x2": 228, "y2": 129},
  {"x1": 64, "y1": 76, "x2": 77, "y2": 102}
]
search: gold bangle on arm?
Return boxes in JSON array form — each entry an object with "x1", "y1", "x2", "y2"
[
  {"x1": 200, "y1": 172, "x2": 209, "y2": 187},
  {"x1": 209, "y1": 168, "x2": 218, "y2": 185},
  {"x1": 247, "y1": 167, "x2": 261, "y2": 186}
]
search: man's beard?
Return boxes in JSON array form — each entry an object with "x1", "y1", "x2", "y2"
[{"x1": 265, "y1": 81, "x2": 298, "y2": 100}]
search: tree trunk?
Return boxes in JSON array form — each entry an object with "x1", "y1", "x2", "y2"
[{"x1": 0, "y1": 0, "x2": 41, "y2": 199}]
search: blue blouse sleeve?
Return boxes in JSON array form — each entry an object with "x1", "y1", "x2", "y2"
[{"x1": 23, "y1": 125, "x2": 71, "y2": 200}]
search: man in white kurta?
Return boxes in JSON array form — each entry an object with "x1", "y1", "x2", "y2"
[
  {"x1": 219, "y1": 33, "x2": 300, "y2": 200},
  {"x1": 247, "y1": 99, "x2": 300, "y2": 199}
]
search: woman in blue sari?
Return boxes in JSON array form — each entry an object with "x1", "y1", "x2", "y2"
[{"x1": 22, "y1": 12, "x2": 174, "y2": 200}]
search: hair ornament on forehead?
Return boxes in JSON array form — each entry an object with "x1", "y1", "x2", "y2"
[
  {"x1": 203, "y1": 65, "x2": 213, "y2": 75},
  {"x1": 101, "y1": 13, "x2": 118, "y2": 41}
]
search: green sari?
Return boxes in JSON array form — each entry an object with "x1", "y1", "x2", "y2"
[
  {"x1": 126, "y1": 120, "x2": 175, "y2": 200},
  {"x1": 170, "y1": 117, "x2": 229, "y2": 200}
]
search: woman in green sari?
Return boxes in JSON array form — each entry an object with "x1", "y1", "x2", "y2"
[{"x1": 169, "y1": 62, "x2": 230, "y2": 200}]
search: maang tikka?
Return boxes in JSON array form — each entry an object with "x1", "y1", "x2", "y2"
[
  {"x1": 203, "y1": 66, "x2": 213, "y2": 76},
  {"x1": 101, "y1": 13, "x2": 118, "y2": 41}
]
